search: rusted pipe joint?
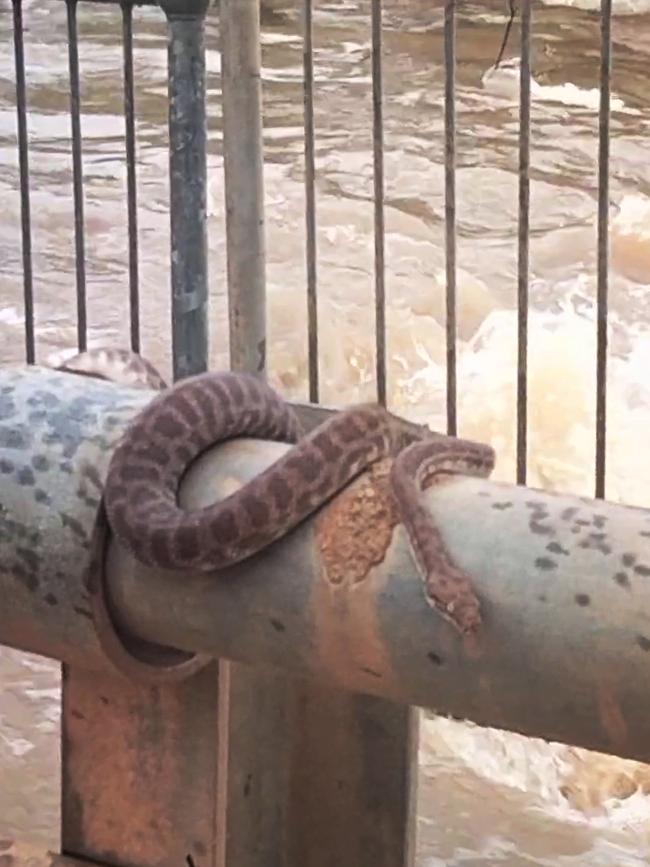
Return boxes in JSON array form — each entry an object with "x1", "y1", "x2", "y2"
[{"x1": 0, "y1": 365, "x2": 208, "y2": 681}]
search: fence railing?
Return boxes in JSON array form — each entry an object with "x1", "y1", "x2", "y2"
[{"x1": 1, "y1": 1, "x2": 635, "y2": 866}]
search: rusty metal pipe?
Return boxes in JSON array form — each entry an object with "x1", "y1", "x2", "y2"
[
  {"x1": 0, "y1": 366, "x2": 150, "y2": 671},
  {"x1": 2, "y1": 366, "x2": 650, "y2": 761}
]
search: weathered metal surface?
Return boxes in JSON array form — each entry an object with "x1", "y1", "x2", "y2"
[
  {"x1": 216, "y1": 659, "x2": 291, "y2": 867},
  {"x1": 3, "y1": 366, "x2": 650, "y2": 764},
  {"x1": 0, "y1": 366, "x2": 415, "y2": 867},
  {"x1": 150, "y1": 389, "x2": 415, "y2": 867},
  {"x1": 89, "y1": 501, "x2": 211, "y2": 682},
  {"x1": 219, "y1": 3, "x2": 291, "y2": 862},
  {"x1": 221, "y1": 0, "x2": 266, "y2": 376},
  {"x1": 0, "y1": 366, "x2": 205, "y2": 680},
  {"x1": 285, "y1": 687, "x2": 417, "y2": 867},
  {"x1": 61, "y1": 661, "x2": 222, "y2": 867},
  {"x1": 0, "y1": 366, "x2": 147, "y2": 669},
  {"x1": 218, "y1": 0, "x2": 416, "y2": 854},
  {"x1": 109, "y1": 434, "x2": 650, "y2": 764},
  {"x1": 161, "y1": 0, "x2": 210, "y2": 382}
]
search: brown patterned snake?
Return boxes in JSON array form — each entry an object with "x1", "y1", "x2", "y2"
[{"x1": 58, "y1": 348, "x2": 495, "y2": 635}]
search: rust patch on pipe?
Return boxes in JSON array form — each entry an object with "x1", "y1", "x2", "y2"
[
  {"x1": 311, "y1": 460, "x2": 403, "y2": 696},
  {"x1": 314, "y1": 458, "x2": 398, "y2": 587}
]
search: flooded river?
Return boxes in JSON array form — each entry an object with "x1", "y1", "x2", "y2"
[{"x1": 2, "y1": 0, "x2": 650, "y2": 863}]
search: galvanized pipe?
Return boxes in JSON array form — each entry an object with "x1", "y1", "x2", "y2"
[
  {"x1": 2, "y1": 367, "x2": 650, "y2": 761},
  {"x1": 0, "y1": 367, "x2": 151, "y2": 672}
]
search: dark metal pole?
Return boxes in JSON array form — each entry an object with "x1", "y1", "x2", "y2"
[
  {"x1": 11, "y1": 0, "x2": 35, "y2": 364},
  {"x1": 162, "y1": 0, "x2": 210, "y2": 381},
  {"x1": 517, "y1": 0, "x2": 532, "y2": 485},
  {"x1": 303, "y1": 0, "x2": 319, "y2": 402},
  {"x1": 443, "y1": 0, "x2": 457, "y2": 436},
  {"x1": 595, "y1": 0, "x2": 612, "y2": 499},
  {"x1": 121, "y1": 0, "x2": 141, "y2": 353},
  {"x1": 65, "y1": 0, "x2": 87, "y2": 352}
]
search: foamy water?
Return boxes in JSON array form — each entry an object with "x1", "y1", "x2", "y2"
[
  {"x1": 541, "y1": 0, "x2": 650, "y2": 14},
  {"x1": 482, "y1": 59, "x2": 633, "y2": 113}
]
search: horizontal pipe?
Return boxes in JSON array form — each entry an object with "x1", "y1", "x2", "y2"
[
  {"x1": 2, "y1": 367, "x2": 650, "y2": 761},
  {"x1": 0, "y1": 367, "x2": 151, "y2": 672}
]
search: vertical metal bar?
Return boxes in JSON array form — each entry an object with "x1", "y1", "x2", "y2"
[
  {"x1": 371, "y1": 0, "x2": 386, "y2": 406},
  {"x1": 595, "y1": 0, "x2": 612, "y2": 500},
  {"x1": 444, "y1": 0, "x2": 456, "y2": 436},
  {"x1": 219, "y1": 6, "x2": 288, "y2": 865},
  {"x1": 121, "y1": 0, "x2": 140, "y2": 353},
  {"x1": 303, "y1": 0, "x2": 318, "y2": 402},
  {"x1": 516, "y1": 0, "x2": 531, "y2": 485},
  {"x1": 161, "y1": 0, "x2": 209, "y2": 381},
  {"x1": 219, "y1": 12, "x2": 415, "y2": 866},
  {"x1": 221, "y1": 0, "x2": 266, "y2": 377},
  {"x1": 66, "y1": 0, "x2": 87, "y2": 352},
  {"x1": 12, "y1": 0, "x2": 35, "y2": 365}
]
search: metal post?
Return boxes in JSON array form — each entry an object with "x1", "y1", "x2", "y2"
[
  {"x1": 371, "y1": 0, "x2": 386, "y2": 408},
  {"x1": 219, "y1": 1, "x2": 416, "y2": 862},
  {"x1": 303, "y1": 0, "x2": 319, "y2": 403},
  {"x1": 65, "y1": 0, "x2": 87, "y2": 352},
  {"x1": 221, "y1": 0, "x2": 266, "y2": 376},
  {"x1": 11, "y1": 0, "x2": 35, "y2": 364},
  {"x1": 45, "y1": 366, "x2": 220, "y2": 867},
  {"x1": 596, "y1": 0, "x2": 612, "y2": 499},
  {"x1": 517, "y1": 0, "x2": 531, "y2": 485},
  {"x1": 58, "y1": 1, "x2": 215, "y2": 862},
  {"x1": 219, "y1": 5, "x2": 287, "y2": 865},
  {"x1": 443, "y1": 0, "x2": 457, "y2": 435},
  {"x1": 164, "y1": 0, "x2": 210, "y2": 381},
  {"x1": 121, "y1": 0, "x2": 141, "y2": 353}
]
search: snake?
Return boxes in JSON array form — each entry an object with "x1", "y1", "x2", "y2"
[{"x1": 58, "y1": 348, "x2": 495, "y2": 635}]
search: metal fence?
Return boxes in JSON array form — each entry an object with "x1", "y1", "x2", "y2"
[
  {"x1": 7, "y1": 0, "x2": 615, "y2": 493},
  {"x1": 0, "y1": 1, "x2": 635, "y2": 866}
]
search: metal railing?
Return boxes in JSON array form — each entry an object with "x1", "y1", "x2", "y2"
[
  {"x1": 8, "y1": 0, "x2": 615, "y2": 492},
  {"x1": 10, "y1": 0, "x2": 210, "y2": 375},
  {"x1": 1, "y1": 1, "x2": 629, "y2": 866}
]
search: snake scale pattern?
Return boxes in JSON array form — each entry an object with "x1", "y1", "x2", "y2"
[{"x1": 58, "y1": 348, "x2": 495, "y2": 635}]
